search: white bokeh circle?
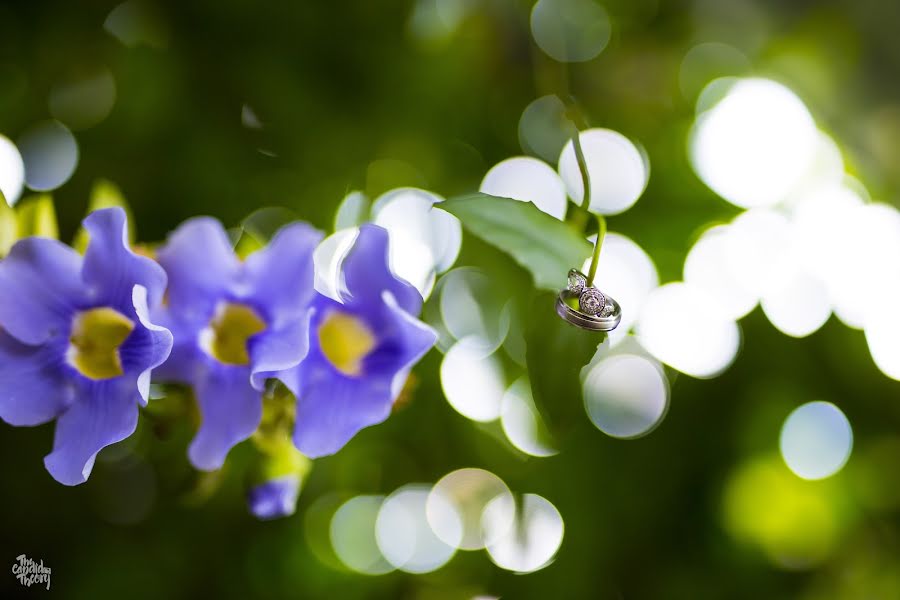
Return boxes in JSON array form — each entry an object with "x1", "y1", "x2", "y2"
[
  {"x1": 636, "y1": 282, "x2": 741, "y2": 378},
  {"x1": 690, "y1": 78, "x2": 818, "y2": 208},
  {"x1": 582, "y1": 354, "x2": 669, "y2": 438},
  {"x1": 480, "y1": 156, "x2": 567, "y2": 220},
  {"x1": 558, "y1": 128, "x2": 648, "y2": 215},
  {"x1": 0, "y1": 135, "x2": 24, "y2": 206},
  {"x1": 780, "y1": 401, "x2": 853, "y2": 480}
]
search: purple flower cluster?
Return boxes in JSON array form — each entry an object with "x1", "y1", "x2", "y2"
[
  {"x1": 0, "y1": 208, "x2": 436, "y2": 513},
  {"x1": 0, "y1": 209, "x2": 171, "y2": 485}
]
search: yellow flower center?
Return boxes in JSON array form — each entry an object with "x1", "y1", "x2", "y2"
[
  {"x1": 68, "y1": 307, "x2": 135, "y2": 380},
  {"x1": 317, "y1": 311, "x2": 376, "y2": 376},
  {"x1": 203, "y1": 302, "x2": 267, "y2": 365}
]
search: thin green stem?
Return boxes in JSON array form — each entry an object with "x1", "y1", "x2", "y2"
[
  {"x1": 568, "y1": 116, "x2": 606, "y2": 287},
  {"x1": 570, "y1": 126, "x2": 592, "y2": 213},
  {"x1": 587, "y1": 214, "x2": 605, "y2": 286}
]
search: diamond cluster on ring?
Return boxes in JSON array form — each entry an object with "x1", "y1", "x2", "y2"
[
  {"x1": 579, "y1": 287, "x2": 605, "y2": 315},
  {"x1": 567, "y1": 270, "x2": 586, "y2": 295}
]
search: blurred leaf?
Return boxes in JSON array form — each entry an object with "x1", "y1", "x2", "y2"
[
  {"x1": 0, "y1": 189, "x2": 16, "y2": 256},
  {"x1": 16, "y1": 194, "x2": 58, "y2": 239},
  {"x1": 254, "y1": 381, "x2": 298, "y2": 451},
  {"x1": 73, "y1": 179, "x2": 135, "y2": 252},
  {"x1": 248, "y1": 439, "x2": 311, "y2": 485},
  {"x1": 241, "y1": 207, "x2": 299, "y2": 243},
  {"x1": 366, "y1": 159, "x2": 426, "y2": 198},
  {"x1": 234, "y1": 229, "x2": 264, "y2": 259},
  {"x1": 526, "y1": 291, "x2": 605, "y2": 438},
  {"x1": 333, "y1": 190, "x2": 370, "y2": 231},
  {"x1": 143, "y1": 383, "x2": 193, "y2": 439},
  {"x1": 249, "y1": 382, "x2": 311, "y2": 485},
  {"x1": 180, "y1": 469, "x2": 228, "y2": 508},
  {"x1": 437, "y1": 193, "x2": 591, "y2": 291}
]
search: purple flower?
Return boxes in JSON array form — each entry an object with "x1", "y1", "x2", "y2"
[
  {"x1": 289, "y1": 224, "x2": 437, "y2": 458},
  {"x1": 247, "y1": 475, "x2": 300, "y2": 520},
  {"x1": 0, "y1": 207, "x2": 172, "y2": 485},
  {"x1": 153, "y1": 218, "x2": 321, "y2": 470}
]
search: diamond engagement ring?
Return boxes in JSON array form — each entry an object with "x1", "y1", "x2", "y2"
[{"x1": 556, "y1": 269, "x2": 621, "y2": 331}]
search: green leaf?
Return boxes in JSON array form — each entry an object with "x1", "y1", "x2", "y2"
[
  {"x1": 0, "y1": 189, "x2": 16, "y2": 256},
  {"x1": 16, "y1": 194, "x2": 58, "y2": 239},
  {"x1": 436, "y1": 193, "x2": 591, "y2": 291},
  {"x1": 525, "y1": 291, "x2": 606, "y2": 439},
  {"x1": 73, "y1": 179, "x2": 135, "y2": 252}
]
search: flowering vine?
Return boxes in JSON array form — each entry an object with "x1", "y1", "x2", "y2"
[{"x1": 0, "y1": 187, "x2": 439, "y2": 518}]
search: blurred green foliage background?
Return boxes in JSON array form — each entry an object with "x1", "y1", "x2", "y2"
[{"x1": 2, "y1": 0, "x2": 900, "y2": 598}]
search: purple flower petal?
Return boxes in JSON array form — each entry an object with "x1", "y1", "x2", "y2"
[
  {"x1": 289, "y1": 285, "x2": 437, "y2": 458},
  {"x1": 120, "y1": 285, "x2": 174, "y2": 404},
  {"x1": 0, "y1": 331, "x2": 75, "y2": 426},
  {"x1": 292, "y1": 371, "x2": 394, "y2": 458},
  {"x1": 341, "y1": 224, "x2": 423, "y2": 315},
  {"x1": 82, "y1": 208, "x2": 168, "y2": 310},
  {"x1": 155, "y1": 217, "x2": 240, "y2": 318},
  {"x1": 44, "y1": 379, "x2": 140, "y2": 486},
  {"x1": 0, "y1": 208, "x2": 173, "y2": 487},
  {"x1": 247, "y1": 475, "x2": 300, "y2": 520},
  {"x1": 366, "y1": 291, "x2": 437, "y2": 392},
  {"x1": 248, "y1": 316, "x2": 311, "y2": 392},
  {"x1": 153, "y1": 217, "x2": 322, "y2": 470},
  {"x1": 149, "y1": 308, "x2": 204, "y2": 384},
  {"x1": 188, "y1": 366, "x2": 262, "y2": 470},
  {"x1": 0, "y1": 237, "x2": 83, "y2": 345},
  {"x1": 244, "y1": 222, "x2": 321, "y2": 327}
]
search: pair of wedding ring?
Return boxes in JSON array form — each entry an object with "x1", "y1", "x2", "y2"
[{"x1": 555, "y1": 269, "x2": 621, "y2": 331}]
